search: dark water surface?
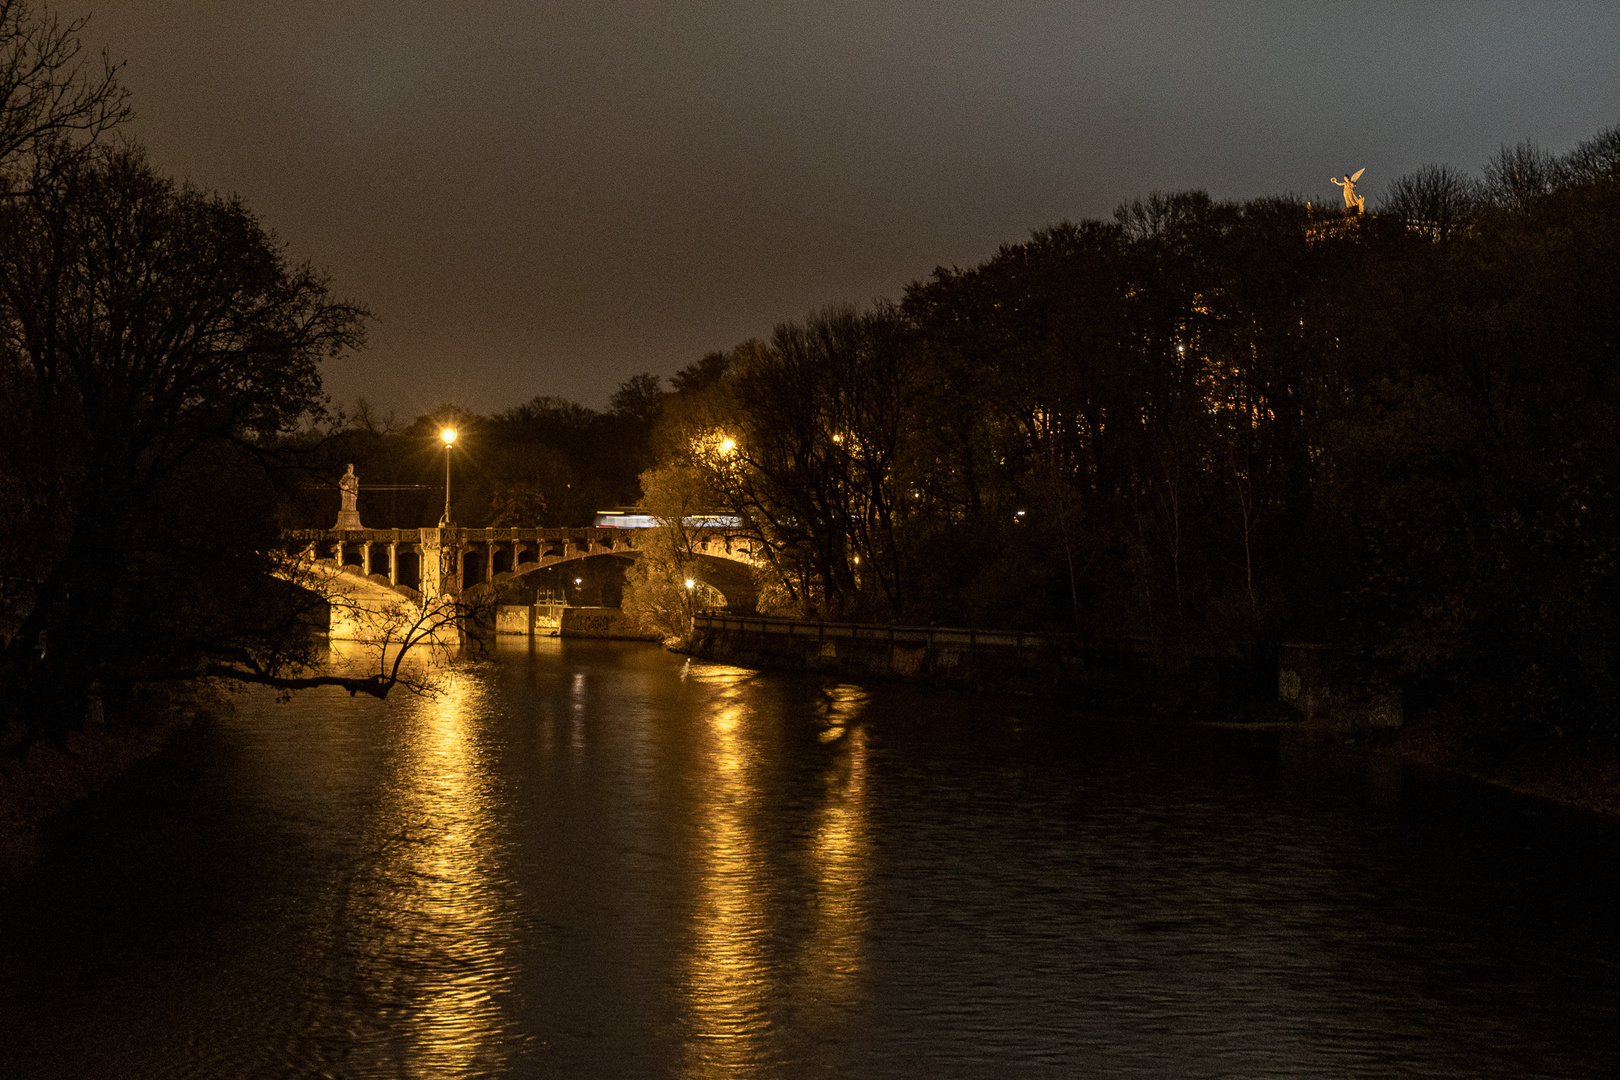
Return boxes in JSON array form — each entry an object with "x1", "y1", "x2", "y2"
[{"x1": 4, "y1": 639, "x2": 1620, "y2": 1078}]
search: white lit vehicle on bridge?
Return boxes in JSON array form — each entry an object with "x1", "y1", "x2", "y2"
[{"x1": 592, "y1": 509, "x2": 743, "y2": 529}]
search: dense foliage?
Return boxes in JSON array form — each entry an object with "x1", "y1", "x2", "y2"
[{"x1": 647, "y1": 128, "x2": 1620, "y2": 736}]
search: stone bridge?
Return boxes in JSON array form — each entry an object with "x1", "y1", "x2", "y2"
[{"x1": 281, "y1": 526, "x2": 764, "y2": 611}]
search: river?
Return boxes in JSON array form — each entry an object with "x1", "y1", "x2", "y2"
[{"x1": 3, "y1": 638, "x2": 1619, "y2": 1078}]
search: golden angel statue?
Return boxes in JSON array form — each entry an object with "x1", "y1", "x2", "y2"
[{"x1": 1331, "y1": 168, "x2": 1366, "y2": 214}]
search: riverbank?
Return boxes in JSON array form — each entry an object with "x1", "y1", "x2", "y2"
[
  {"x1": 0, "y1": 683, "x2": 227, "y2": 837},
  {"x1": 1355, "y1": 708, "x2": 1620, "y2": 819}
]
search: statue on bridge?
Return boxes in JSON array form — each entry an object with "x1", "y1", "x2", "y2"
[{"x1": 334, "y1": 464, "x2": 364, "y2": 530}]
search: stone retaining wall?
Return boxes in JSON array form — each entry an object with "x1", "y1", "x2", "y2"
[
  {"x1": 491, "y1": 604, "x2": 653, "y2": 641},
  {"x1": 495, "y1": 603, "x2": 570, "y2": 635},
  {"x1": 559, "y1": 606, "x2": 657, "y2": 641}
]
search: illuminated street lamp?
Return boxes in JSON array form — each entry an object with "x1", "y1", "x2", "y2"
[{"x1": 439, "y1": 426, "x2": 457, "y2": 528}]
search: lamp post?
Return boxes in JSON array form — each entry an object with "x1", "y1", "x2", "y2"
[{"x1": 439, "y1": 426, "x2": 457, "y2": 528}]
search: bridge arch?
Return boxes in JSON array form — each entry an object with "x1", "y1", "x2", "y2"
[
  {"x1": 272, "y1": 557, "x2": 441, "y2": 642},
  {"x1": 487, "y1": 548, "x2": 759, "y2": 612}
]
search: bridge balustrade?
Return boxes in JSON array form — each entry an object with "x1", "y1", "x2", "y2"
[{"x1": 282, "y1": 525, "x2": 758, "y2": 603}]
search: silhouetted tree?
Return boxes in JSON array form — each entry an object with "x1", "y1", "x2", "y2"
[
  {"x1": 0, "y1": 145, "x2": 367, "y2": 744},
  {"x1": 609, "y1": 371, "x2": 663, "y2": 425},
  {"x1": 1379, "y1": 164, "x2": 1481, "y2": 240},
  {"x1": 0, "y1": 0, "x2": 128, "y2": 182}
]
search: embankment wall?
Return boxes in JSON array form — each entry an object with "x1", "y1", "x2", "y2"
[
  {"x1": 496, "y1": 604, "x2": 656, "y2": 641},
  {"x1": 688, "y1": 615, "x2": 1400, "y2": 728},
  {"x1": 686, "y1": 614, "x2": 1265, "y2": 713}
]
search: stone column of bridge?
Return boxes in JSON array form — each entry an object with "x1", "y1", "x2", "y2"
[
  {"x1": 485, "y1": 543, "x2": 497, "y2": 586},
  {"x1": 387, "y1": 542, "x2": 399, "y2": 587},
  {"x1": 417, "y1": 527, "x2": 459, "y2": 603},
  {"x1": 360, "y1": 542, "x2": 372, "y2": 578},
  {"x1": 446, "y1": 531, "x2": 462, "y2": 598}
]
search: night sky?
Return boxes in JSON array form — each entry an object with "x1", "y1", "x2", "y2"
[{"x1": 78, "y1": 1, "x2": 1620, "y2": 417}]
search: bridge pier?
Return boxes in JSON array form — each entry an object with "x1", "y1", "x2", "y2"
[{"x1": 417, "y1": 528, "x2": 450, "y2": 602}]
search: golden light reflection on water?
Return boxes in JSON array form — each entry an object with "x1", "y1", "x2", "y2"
[
  {"x1": 683, "y1": 673, "x2": 770, "y2": 1078},
  {"x1": 681, "y1": 675, "x2": 871, "y2": 1077},
  {"x1": 800, "y1": 686, "x2": 870, "y2": 1013},
  {"x1": 345, "y1": 668, "x2": 515, "y2": 1077}
]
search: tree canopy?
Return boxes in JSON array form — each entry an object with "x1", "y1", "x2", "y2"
[{"x1": 645, "y1": 124, "x2": 1620, "y2": 737}]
